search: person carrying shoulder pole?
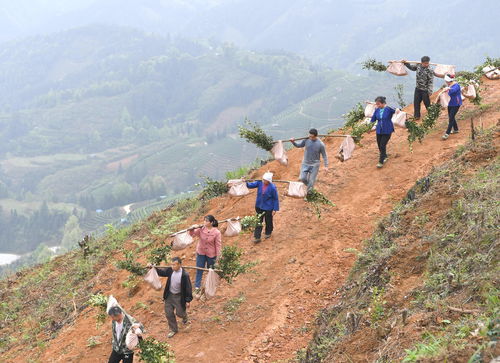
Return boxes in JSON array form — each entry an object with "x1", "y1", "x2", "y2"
[
  {"x1": 150, "y1": 257, "x2": 193, "y2": 339},
  {"x1": 290, "y1": 128, "x2": 328, "y2": 191},
  {"x1": 189, "y1": 215, "x2": 222, "y2": 295},
  {"x1": 245, "y1": 172, "x2": 279, "y2": 244},
  {"x1": 108, "y1": 306, "x2": 144, "y2": 363},
  {"x1": 369, "y1": 96, "x2": 396, "y2": 168},
  {"x1": 442, "y1": 73, "x2": 462, "y2": 140},
  {"x1": 402, "y1": 56, "x2": 437, "y2": 120}
]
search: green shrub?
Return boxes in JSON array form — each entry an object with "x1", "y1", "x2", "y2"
[
  {"x1": 116, "y1": 251, "x2": 147, "y2": 276},
  {"x1": 198, "y1": 177, "x2": 228, "y2": 200},
  {"x1": 138, "y1": 337, "x2": 175, "y2": 363},
  {"x1": 240, "y1": 213, "x2": 264, "y2": 231},
  {"x1": 342, "y1": 103, "x2": 365, "y2": 129},
  {"x1": 216, "y1": 245, "x2": 256, "y2": 283},
  {"x1": 361, "y1": 58, "x2": 387, "y2": 72},
  {"x1": 238, "y1": 119, "x2": 274, "y2": 151}
]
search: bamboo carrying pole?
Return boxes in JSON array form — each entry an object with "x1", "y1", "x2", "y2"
[
  {"x1": 148, "y1": 265, "x2": 223, "y2": 273},
  {"x1": 169, "y1": 217, "x2": 240, "y2": 236},
  {"x1": 246, "y1": 179, "x2": 290, "y2": 184},
  {"x1": 388, "y1": 60, "x2": 440, "y2": 65},
  {"x1": 274, "y1": 134, "x2": 349, "y2": 144}
]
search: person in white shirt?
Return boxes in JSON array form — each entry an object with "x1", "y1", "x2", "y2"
[
  {"x1": 153, "y1": 257, "x2": 193, "y2": 338},
  {"x1": 108, "y1": 306, "x2": 143, "y2": 363}
]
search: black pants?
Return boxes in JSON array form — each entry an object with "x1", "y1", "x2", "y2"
[
  {"x1": 376, "y1": 134, "x2": 392, "y2": 164},
  {"x1": 446, "y1": 106, "x2": 460, "y2": 134},
  {"x1": 254, "y1": 207, "x2": 273, "y2": 239},
  {"x1": 413, "y1": 88, "x2": 431, "y2": 119},
  {"x1": 108, "y1": 350, "x2": 134, "y2": 363}
]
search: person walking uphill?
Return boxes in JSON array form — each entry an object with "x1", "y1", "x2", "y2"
[
  {"x1": 189, "y1": 215, "x2": 222, "y2": 294},
  {"x1": 246, "y1": 172, "x2": 279, "y2": 243},
  {"x1": 442, "y1": 73, "x2": 462, "y2": 140},
  {"x1": 290, "y1": 128, "x2": 328, "y2": 191},
  {"x1": 369, "y1": 96, "x2": 396, "y2": 168},
  {"x1": 107, "y1": 306, "x2": 144, "y2": 363},
  {"x1": 403, "y1": 56, "x2": 437, "y2": 119},
  {"x1": 152, "y1": 257, "x2": 193, "y2": 338}
]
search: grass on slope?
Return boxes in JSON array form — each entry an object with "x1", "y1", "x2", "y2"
[{"x1": 299, "y1": 129, "x2": 499, "y2": 362}]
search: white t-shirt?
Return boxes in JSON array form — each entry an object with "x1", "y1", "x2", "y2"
[
  {"x1": 169, "y1": 268, "x2": 183, "y2": 294},
  {"x1": 115, "y1": 320, "x2": 124, "y2": 340}
]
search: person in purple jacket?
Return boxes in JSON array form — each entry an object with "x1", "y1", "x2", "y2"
[
  {"x1": 369, "y1": 96, "x2": 396, "y2": 168},
  {"x1": 442, "y1": 74, "x2": 462, "y2": 140},
  {"x1": 246, "y1": 172, "x2": 279, "y2": 243}
]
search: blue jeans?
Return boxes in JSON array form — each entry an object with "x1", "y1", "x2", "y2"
[
  {"x1": 195, "y1": 254, "x2": 216, "y2": 288},
  {"x1": 299, "y1": 163, "x2": 320, "y2": 191}
]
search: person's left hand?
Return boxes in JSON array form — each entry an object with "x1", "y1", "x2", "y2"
[
  {"x1": 323, "y1": 166, "x2": 329, "y2": 171},
  {"x1": 272, "y1": 211, "x2": 277, "y2": 216},
  {"x1": 186, "y1": 302, "x2": 190, "y2": 308}
]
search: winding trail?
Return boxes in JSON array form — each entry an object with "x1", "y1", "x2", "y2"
[{"x1": 32, "y1": 79, "x2": 500, "y2": 363}]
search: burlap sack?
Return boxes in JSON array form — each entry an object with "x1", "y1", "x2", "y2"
[
  {"x1": 271, "y1": 140, "x2": 288, "y2": 166},
  {"x1": 224, "y1": 219, "x2": 241, "y2": 237},
  {"x1": 434, "y1": 64, "x2": 456, "y2": 78},
  {"x1": 462, "y1": 84, "x2": 477, "y2": 99},
  {"x1": 436, "y1": 89, "x2": 451, "y2": 108},
  {"x1": 144, "y1": 267, "x2": 162, "y2": 290},
  {"x1": 171, "y1": 231, "x2": 194, "y2": 251},
  {"x1": 204, "y1": 268, "x2": 220, "y2": 299},
  {"x1": 337, "y1": 136, "x2": 356, "y2": 162},
  {"x1": 287, "y1": 181, "x2": 308, "y2": 198},
  {"x1": 364, "y1": 102, "x2": 376, "y2": 117},
  {"x1": 391, "y1": 109, "x2": 407, "y2": 128},
  {"x1": 125, "y1": 327, "x2": 142, "y2": 350},
  {"x1": 483, "y1": 66, "x2": 500, "y2": 80},
  {"x1": 386, "y1": 62, "x2": 408, "y2": 76},
  {"x1": 227, "y1": 179, "x2": 250, "y2": 197}
]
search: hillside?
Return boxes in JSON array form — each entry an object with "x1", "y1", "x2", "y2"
[{"x1": 0, "y1": 78, "x2": 498, "y2": 362}]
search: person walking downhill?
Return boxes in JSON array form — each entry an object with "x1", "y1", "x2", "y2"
[
  {"x1": 290, "y1": 128, "x2": 328, "y2": 192},
  {"x1": 107, "y1": 306, "x2": 144, "y2": 363},
  {"x1": 189, "y1": 215, "x2": 222, "y2": 296},
  {"x1": 151, "y1": 257, "x2": 193, "y2": 338},
  {"x1": 369, "y1": 96, "x2": 396, "y2": 168},
  {"x1": 403, "y1": 56, "x2": 437, "y2": 119},
  {"x1": 442, "y1": 74, "x2": 462, "y2": 140},
  {"x1": 246, "y1": 172, "x2": 279, "y2": 243}
]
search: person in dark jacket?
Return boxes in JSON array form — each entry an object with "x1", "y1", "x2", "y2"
[
  {"x1": 403, "y1": 56, "x2": 437, "y2": 119},
  {"x1": 153, "y1": 257, "x2": 193, "y2": 338},
  {"x1": 369, "y1": 96, "x2": 396, "y2": 168},
  {"x1": 246, "y1": 172, "x2": 279, "y2": 243},
  {"x1": 442, "y1": 74, "x2": 462, "y2": 140},
  {"x1": 108, "y1": 306, "x2": 143, "y2": 363}
]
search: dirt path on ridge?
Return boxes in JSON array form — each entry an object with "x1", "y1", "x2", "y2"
[{"x1": 29, "y1": 79, "x2": 500, "y2": 363}]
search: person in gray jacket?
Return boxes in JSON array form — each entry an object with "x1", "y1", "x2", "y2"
[{"x1": 291, "y1": 128, "x2": 328, "y2": 191}]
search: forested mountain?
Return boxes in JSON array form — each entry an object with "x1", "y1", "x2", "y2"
[{"x1": 1, "y1": 0, "x2": 498, "y2": 69}]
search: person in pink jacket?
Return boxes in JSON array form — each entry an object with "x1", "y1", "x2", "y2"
[{"x1": 189, "y1": 215, "x2": 222, "y2": 292}]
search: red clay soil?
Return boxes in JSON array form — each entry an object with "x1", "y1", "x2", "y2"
[{"x1": 11, "y1": 79, "x2": 500, "y2": 363}]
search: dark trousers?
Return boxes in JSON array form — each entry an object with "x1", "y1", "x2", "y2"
[
  {"x1": 413, "y1": 88, "x2": 431, "y2": 118},
  {"x1": 446, "y1": 106, "x2": 460, "y2": 134},
  {"x1": 164, "y1": 293, "x2": 187, "y2": 333},
  {"x1": 108, "y1": 350, "x2": 133, "y2": 363},
  {"x1": 254, "y1": 207, "x2": 273, "y2": 239},
  {"x1": 195, "y1": 254, "x2": 216, "y2": 288},
  {"x1": 376, "y1": 134, "x2": 392, "y2": 164}
]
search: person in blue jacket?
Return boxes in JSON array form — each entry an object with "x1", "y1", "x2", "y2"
[
  {"x1": 246, "y1": 172, "x2": 279, "y2": 243},
  {"x1": 369, "y1": 96, "x2": 396, "y2": 168},
  {"x1": 442, "y1": 74, "x2": 462, "y2": 140}
]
